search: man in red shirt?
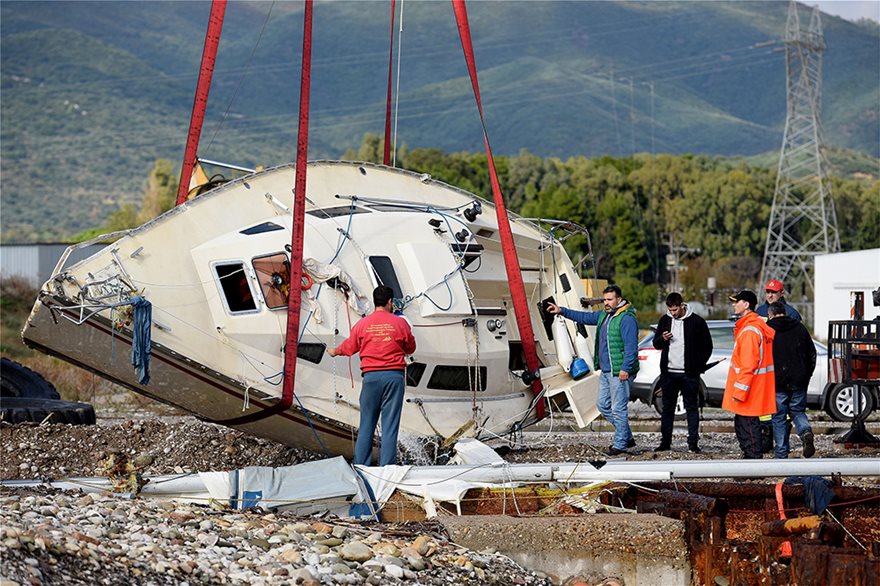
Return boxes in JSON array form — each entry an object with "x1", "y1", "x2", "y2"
[{"x1": 328, "y1": 285, "x2": 416, "y2": 466}]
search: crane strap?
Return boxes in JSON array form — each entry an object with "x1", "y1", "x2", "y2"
[
  {"x1": 451, "y1": 0, "x2": 545, "y2": 418},
  {"x1": 211, "y1": 0, "x2": 313, "y2": 426},
  {"x1": 176, "y1": 0, "x2": 227, "y2": 206},
  {"x1": 383, "y1": 0, "x2": 396, "y2": 166}
]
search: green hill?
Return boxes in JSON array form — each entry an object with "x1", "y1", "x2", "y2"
[{"x1": 1, "y1": 0, "x2": 878, "y2": 240}]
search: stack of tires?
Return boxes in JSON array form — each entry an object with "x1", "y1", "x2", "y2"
[{"x1": 0, "y1": 358, "x2": 95, "y2": 425}]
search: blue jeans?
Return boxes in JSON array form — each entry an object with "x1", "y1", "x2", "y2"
[
  {"x1": 772, "y1": 388, "x2": 812, "y2": 459},
  {"x1": 598, "y1": 371, "x2": 634, "y2": 449},
  {"x1": 355, "y1": 370, "x2": 405, "y2": 466}
]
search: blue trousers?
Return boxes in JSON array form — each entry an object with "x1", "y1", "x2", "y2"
[
  {"x1": 354, "y1": 370, "x2": 405, "y2": 466},
  {"x1": 598, "y1": 371, "x2": 634, "y2": 450},
  {"x1": 772, "y1": 388, "x2": 812, "y2": 459}
]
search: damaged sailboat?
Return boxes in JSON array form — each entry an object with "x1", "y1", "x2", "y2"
[
  {"x1": 21, "y1": 0, "x2": 603, "y2": 459},
  {"x1": 22, "y1": 161, "x2": 602, "y2": 457}
]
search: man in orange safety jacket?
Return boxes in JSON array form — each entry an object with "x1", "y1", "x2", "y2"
[{"x1": 722, "y1": 290, "x2": 777, "y2": 459}]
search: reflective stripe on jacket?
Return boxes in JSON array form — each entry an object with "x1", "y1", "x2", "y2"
[{"x1": 722, "y1": 312, "x2": 777, "y2": 416}]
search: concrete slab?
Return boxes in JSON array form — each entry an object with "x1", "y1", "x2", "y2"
[{"x1": 441, "y1": 513, "x2": 690, "y2": 585}]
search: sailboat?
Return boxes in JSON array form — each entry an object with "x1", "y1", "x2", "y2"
[{"x1": 21, "y1": 0, "x2": 602, "y2": 459}]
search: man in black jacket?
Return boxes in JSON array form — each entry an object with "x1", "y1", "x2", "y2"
[
  {"x1": 652, "y1": 292, "x2": 713, "y2": 452},
  {"x1": 766, "y1": 301, "x2": 817, "y2": 458}
]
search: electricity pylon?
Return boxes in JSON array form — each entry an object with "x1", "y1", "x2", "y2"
[{"x1": 761, "y1": 0, "x2": 840, "y2": 306}]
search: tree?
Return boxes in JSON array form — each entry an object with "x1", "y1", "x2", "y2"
[{"x1": 137, "y1": 160, "x2": 177, "y2": 223}]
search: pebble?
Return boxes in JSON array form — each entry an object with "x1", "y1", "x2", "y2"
[{"x1": 0, "y1": 487, "x2": 554, "y2": 585}]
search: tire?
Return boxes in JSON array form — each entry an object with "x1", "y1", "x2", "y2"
[
  {"x1": 0, "y1": 398, "x2": 96, "y2": 425},
  {"x1": 1, "y1": 358, "x2": 60, "y2": 400},
  {"x1": 825, "y1": 383, "x2": 876, "y2": 422},
  {"x1": 652, "y1": 380, "x2": 705, "y2": 421}
]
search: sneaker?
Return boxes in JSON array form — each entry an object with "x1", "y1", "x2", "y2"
[
  {"x1": 802, "y1": 432, "x2": 815, "y2": 458},
  {"x1": 655, "y1": 443, "x2": 671, "y2": 452},
  {"x1": 606, "y1": 446, "x2": 628, "y2": 456},
  {"x1": 627, "y1": 438, "x2": 637, "y2": 449},
  {"x1": 688, "y1": 444, "x2": 702, "y2": 454}
]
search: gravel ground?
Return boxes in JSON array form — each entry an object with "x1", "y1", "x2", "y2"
[
  {"x1": 0, "y1": 489, "x2": 554, "y2": 586},
  {"x1": 1, "y1": 413, "x2": 878, "y2": 585}
]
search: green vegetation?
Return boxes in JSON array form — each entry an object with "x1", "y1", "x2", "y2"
[{"x1": 353, "y1": 136, "x2": 880, "y2": 322}]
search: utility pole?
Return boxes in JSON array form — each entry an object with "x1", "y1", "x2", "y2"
[{"x1": 762, "y1": 0, "x2": 840, "y2": 321}]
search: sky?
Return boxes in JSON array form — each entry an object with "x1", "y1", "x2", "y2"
[{"x1": 811, "y1": 1, "x2": 880, "y2": 22}]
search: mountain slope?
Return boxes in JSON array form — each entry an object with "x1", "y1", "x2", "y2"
[{"x1": 1, "y1": 0, "x2": 878, "y2": 240}]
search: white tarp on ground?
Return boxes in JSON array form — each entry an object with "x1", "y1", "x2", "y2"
[{"x1": 202, "y1": 456, "x2": 361, "y2": 516}]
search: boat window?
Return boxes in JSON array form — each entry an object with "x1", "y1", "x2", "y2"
[
  {"x1": 240, "y1": 222, "x2": 284, "y2": 235},
  {"x1": 214, "y1": 262, "x2": 258, "y2": 314},
  {"x1": 406, "y1": 362, "x2": 427, "y2": 387},
  {"x1": 427, "y1": 365, "x2": 487, "y2": 391},
  {"x1": 368, "y1": 256, "x2": 404, "y2": 299},
  {"x1": 296, "y1": 343, "x2": 326, "y2": 364},
  {"x1": 252, "y1": 253, "x2": 290, "y2": 309},
  {"x1": 508, "y1": 341, "x2": 547, "y2": 371},
  {"x1": 306, "y1": 206, "x2": 371, "y2": 218}
]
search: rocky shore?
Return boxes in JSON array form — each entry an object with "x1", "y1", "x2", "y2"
[{"x1": 1, "y1": 488, "x2": 555, "y2": 586}]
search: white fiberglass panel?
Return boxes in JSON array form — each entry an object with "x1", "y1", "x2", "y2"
[{"x1": 397, "y1": 242, "x2": 473, "y2": 318}]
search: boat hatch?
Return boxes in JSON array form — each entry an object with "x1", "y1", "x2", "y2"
[{"x1": 240, "y1": 222, "x2": 284, "y2": 235}]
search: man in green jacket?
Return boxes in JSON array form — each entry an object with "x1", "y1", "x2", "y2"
[{"x1": 548, "y1": 285, "x2": 639, "y2": 456}]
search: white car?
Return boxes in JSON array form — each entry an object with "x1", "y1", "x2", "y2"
[{"x1": 629, "y1": 319, "x2": 876, "y2": 421}]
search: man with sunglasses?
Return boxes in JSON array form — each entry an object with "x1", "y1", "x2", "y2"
[{"x1": 756, "y1": 280, "x2": 802, "y2": 322}]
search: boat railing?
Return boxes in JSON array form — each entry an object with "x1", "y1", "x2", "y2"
[{"x1": 52, "y1": 229, "x2": 133, "y2": 278}]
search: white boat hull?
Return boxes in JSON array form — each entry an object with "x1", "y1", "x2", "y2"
[{"x1": 23, "y1": 161, "x2": 599, "y2": 458}]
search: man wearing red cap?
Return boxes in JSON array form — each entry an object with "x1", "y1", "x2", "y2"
[{"x1": 756, "y1": 279, "x2": 802, "y2": 322}]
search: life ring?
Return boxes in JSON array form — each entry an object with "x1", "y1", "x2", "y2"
[{"x1": 301, "y1": 273, "x2": 313, "y2": 291}]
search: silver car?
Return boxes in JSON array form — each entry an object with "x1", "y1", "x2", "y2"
[{"x1": 629, "y1": 319, "x2": 876, "y2": 421}]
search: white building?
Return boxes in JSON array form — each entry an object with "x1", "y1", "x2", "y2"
[
  {"x1": 814, "y1": 248, "x2": 880, "y2": 341},
  {"x1": 1, "y1": 243, "x2": 105, "y2": 287}
]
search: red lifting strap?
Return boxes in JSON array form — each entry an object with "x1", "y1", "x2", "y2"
[
  {"x1": 210, "y1": 0, "x2": 313, "y2": 427},
  {"x1": 451, "y1": 0, "x2": 545, "y2": 418},
  {"x1": 176, "y1": 0, "x2": 227, "y2": 206},
  {"x1": 383, "y1": 0, "x2": 396, "y2": 166}
]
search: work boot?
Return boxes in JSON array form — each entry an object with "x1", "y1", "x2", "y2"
[
  {"x1": 655, "y1": 442, "x2": 671, "y2": 452},
  {"x1": 801, "y1": 431, "x2": 816, "y2": 458},
  {"x1": 606, "y1": 446, "x2": 628, "y2": 456},
  {"x1": 688, "y1": 443, "x2": 701, "y2": 454},
  {"x1": 627, "y1": 438, "x2": 636, "y2": 449}
]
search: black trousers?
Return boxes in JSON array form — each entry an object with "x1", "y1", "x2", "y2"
[
  {"x1": 659, "y1": 372, "x2": 701, "y2": 446},
  {"x1": 734, "y1": 414, "x2": 764, "y2": 459}
]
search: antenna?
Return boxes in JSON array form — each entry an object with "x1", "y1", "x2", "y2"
[{"x1": 761, "y1": 0, "x2": 840, "y2": 320}]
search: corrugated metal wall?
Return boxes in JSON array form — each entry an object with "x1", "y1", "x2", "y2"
[{"x1": 1, "y1": 244, "x2": 105, "y2": 286}]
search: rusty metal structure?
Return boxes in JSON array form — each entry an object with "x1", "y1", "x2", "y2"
[{"x1": 623, "y1": 481, "x2": 879, "y2": 585}]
